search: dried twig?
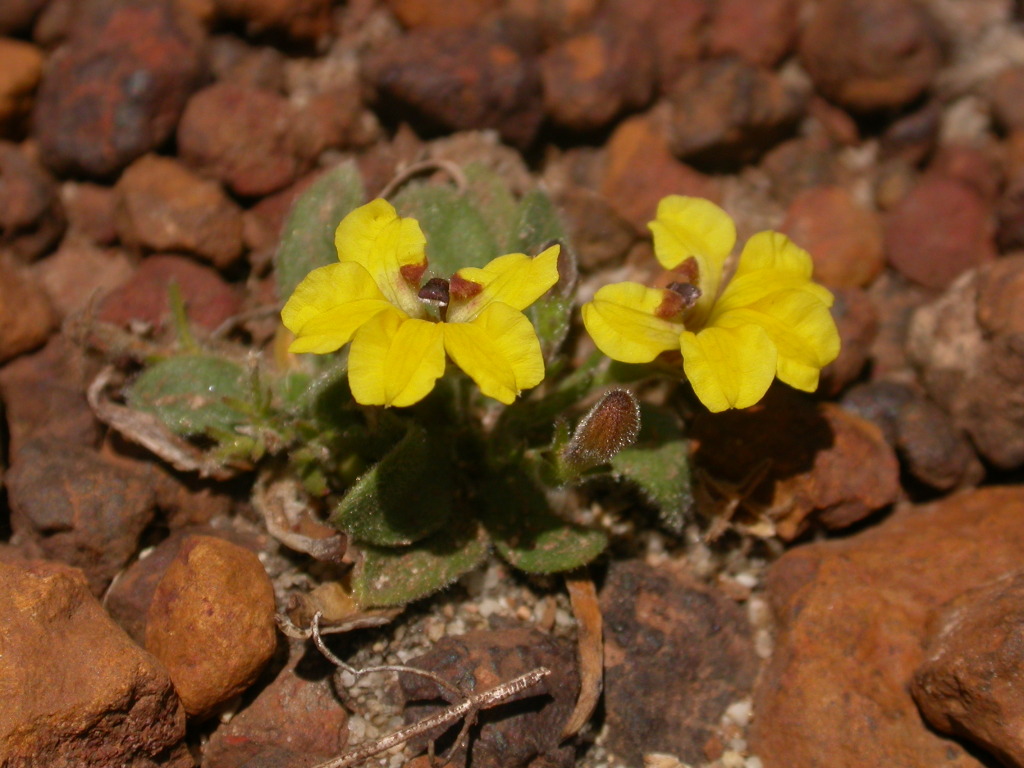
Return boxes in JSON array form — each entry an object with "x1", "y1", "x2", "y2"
[
  {"x1": 561, "y1": 570, "x2": 603, "y2": 740},
  {"x1": 308, "y1": 612, "x2": 552, "y2": 768},
  {"x1": 377, "y1": 159, "x2": 468, "y2": 200}
]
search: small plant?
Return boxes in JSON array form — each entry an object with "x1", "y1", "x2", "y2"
[{"x1": 108, "y1": 159, "x2": 840, "y2": 610}]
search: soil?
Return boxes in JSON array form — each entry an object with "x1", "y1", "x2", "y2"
[{"x1": 3, "y1": 1, "x2": 1024, "y2": 767}]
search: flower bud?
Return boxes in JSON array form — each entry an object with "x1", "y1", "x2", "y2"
[{"x1": 559, "y1": 389, "x2": 641, "y2": 479}]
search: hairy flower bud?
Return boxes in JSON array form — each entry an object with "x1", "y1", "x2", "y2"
[{"x1": 559, "y1": 389, "x2": 641, "y2": 479}]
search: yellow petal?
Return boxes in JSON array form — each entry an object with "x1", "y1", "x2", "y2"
[
  {"x1": 680, "y1": 325, "x2": 778, "y2": 412},
  {"x1": 348, "y1": 311, "x2": 446, "y2": 407},
  {"x1": 281, "y1": 262, "x2": 394, "y2": 354},
  {"x1": 712, "y1": 270, "x2": 834, "y2": 319},
  {"x1": 443, "y1": 302, "x2": 544, "y2": 404},
  {"x1": 334, "y1": 199, "x2": 427, "y2": 316},
  {"x1": 446, "y1": 245, "x2": 561, "y2": 323},
  {"x1": 581, "y1": 282, "x2": 684, "y2": 364},
  {"x1": 732, "y1": 230, "x2": 814, "y2": 280},
  {"x1": 713, "y1": 290, "x2": 840, "y2": 392},
  {"x1": 648, "y1": 196, "x2": 736, "y2": 322}
]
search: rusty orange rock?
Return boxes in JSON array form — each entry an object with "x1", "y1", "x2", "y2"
[
  {"x1": 146, "y1": 535, "x2": 277, "y2": 719},
  {"x1": 752, "y1": 487, "x2": 1024, "y2": 768}
]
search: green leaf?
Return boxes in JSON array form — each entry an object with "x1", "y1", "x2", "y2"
[
  {"x1": 391, "y1": 184, "x2": 498, "y2": 277},
  {"x1": 126, "y1": 355, "x2": 251, "y2": 437},
  {"x1": 479, "y1": 467, "x2": 608, "y2": 573},
  {"x1": 509, "y1": 191, "x2": 578, "y2": 361},
  {"x1": 463, "y1": 163, "x2": 519, "y2": 251},
  {"x1": 330, "y1": 423, "x2": 453, "y2": 546},
  {"x1": 612, "y1": 440, "x2": 694, "y2": 533},
  {"x1": 275, "y1": 161, "x2": 365, "y2": 303},
  {"x1": 352, "y1": 518, "x2": 490, "y2": 608}
]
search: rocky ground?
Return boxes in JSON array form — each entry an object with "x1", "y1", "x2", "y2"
[{"x1": 2, "y1": 0, "x2": 1024, "y2": 766}]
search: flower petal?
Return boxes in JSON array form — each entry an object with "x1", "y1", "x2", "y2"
[
  {"x1": 680, "y1": 325, "x2": 778, "y2": 412},
  {"x1": 713, "y1": 290, "x2": 840, "y2": 392},
  {"x1": 348, "y1": 311, "x2": 446, "y2": 407},
  {"x1": 732, "y1": 230, "x2": 815, "y2": 280},
  {"x1": 281, "y1": 262, "x2": 394, "y2": 354},
  {"x1": 648, "y1": 195, "x2": 736, "y2": 321},
  {"x1": 447, "y1": 245, "x2": 561, "y2": 323},
  {"x1": 581, "y1": 282, "x2": 684, "y2": 364},
  {"x1": 443, "y1": 303, "x2": 544, "y2": 404},
  {"x1": 334, "y1": 199, "x2": 427, "y2": 316}
]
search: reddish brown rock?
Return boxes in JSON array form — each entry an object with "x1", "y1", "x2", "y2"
[
  {"x1": 207, "y1": 35, "x2": 286, "y2": 92},
  {"x1": 61, "y1": 181, "x2": 119, "y2": 246},
  {"x1": 0, "y1": 141, "x2": 66, "y2": 261},
  {"x1": 885, "y1": 176, "x2": 996, "y2": 290},
  {"x1": 97, "y1": 253, "x2": 242, "y2": 332},
  {"x1": 752, "y1": 487, "x2": 1024, "y2": 768},
  {"x1": 600, "y1": 114, "x2": 721, "y2": 233},
  {"x1": 384, "y1": 0, "x2": 501, "y2": 29},
  {"x1": 0, "y1": 38, "x2": 43, "y2": 137},
  {"x1": 913, "y1": 571, "x2": 1024, "y2": 767},
  {"x1": 781, "y1": 186, "x2": 885, "y2": 289},
  {"x1": 601, "y1": 560, "x2": 756, "y2": 764},
  {"x1": 996, "y1": 170, "x2": 1024, "y2": 252},
  {"x1": 818, "y1": 286, "x2": 878, "y2": 397},
  {"x1": 557, "y1": 186, "x2": 636, "y2": 271},
  {"x1": 105, "y1": 526, "x2": 259, "y2": 645},
  {"x1": 203, "y1": 642, "x2": 348, "y2": 767},
  {"x1": 759, "y1": 135, "x2": 842, "y2": 205},
  {"x1": 146, "y1": 535, "x2": 277, "y2": 719},
  {"x1": 842, "y1": 380, "x2": 984, "y2": 493},
  {"x1": 0, "y1": 0, "x2": 47, "y2": 33},
  {"x1": 879, "y1": 101, "x2": 943, "y2": 165},
  {"x1": 0, "y1": 253, "x2": 56, "y2": 363},
  {"x1": 928, "y1": 145, "x2": 1002, "y2": 204},
  {"x1": 798, "y1": 0, "x2": 943, "y2": 112},
  {"x1": 0, "y1": 336, "x2": 100, "y2": 462},
  {"x1": 242, "y1": 171, "x2": 322, "y2": 270},
  {"x1": 540, "y1": 20, "x2": 655, "y2": 132},
  {"x1": 691, "y1": 389, "x2": 900, "y2": 540},
  {"x1": 291, "y1": 83, "x2": 374, "y2": 161},
  {"x1": 364, "y1": 27, "x2": 544, "y2": 149},
  {"x1": 115, "y1": 154, "x2": 244, "y2": 268},
  {"x1": 707, "y1": 0, "x2": 799, "y2": 68},
  {"x1": 7, "y1": 439, "x2": 156, "y2": 596},
  {"x1": 34, "y1": 241, "x2": 135, "y2": 318},
  {"x1": 665, "y1": 57, "x2": 805, "y2": 168},
  {"x1": 398, "y1": 628, "x2": 578, "y2": 768},
  {"x1": 178, "y1": 83, "x2": 304, "y2": 198},
  {"x1": 603, "y1": 0, "x2": 708, "y2": 92},
  {"x1": 33, "y1": 0, "x2": 206, "y2": 178},
  {"x1": 991, "y1": 65, "x2": 1024, "y2": 133},
  {"x1": 214, "y1": 0, "x2": 333, "y2": 42},
  {"x1": 0, "y1": 559, "x2": 187, "y2": 765},
  {"x1": 907, "y1": 255, "x2": 1024, "y2": 469}
]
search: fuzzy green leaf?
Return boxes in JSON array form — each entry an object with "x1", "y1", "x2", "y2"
[
  {"x1": 463, "y1": 163, "x2": 519, "y2": 251},
  {"x1": 330, "y1": 423, "x2": 453, "y2": 546},
  {"x1": 479, "y1": 468, "x2": 607, "y2": 573},
  {"x1": 509, "y1": 191, "x2": 577, "y2": 360},
  {"x1": 612, "y1": 440, "x2": 694, "y2": 533},
  {"x1": 275, "y1": 161, "x2": 365, "y2": 303},
  {"x1": 126, "y1": 355, "x2": 250, "y2": 437},
  {"x1": 392, "y1": 185, "x2": 498, "y2": 278},
  {"x1": 352, "y1": 518, "x2": 490, "y2": 607}
]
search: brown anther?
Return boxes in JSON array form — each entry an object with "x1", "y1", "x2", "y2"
[
  {"x1": 667, "y1": 281, "x2": 702, "y2": 309},
  {"x1": 418, "y1": 277, "x2": 450, "y2": 306}
]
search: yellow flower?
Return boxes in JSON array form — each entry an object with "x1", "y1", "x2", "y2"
[
  {"x1": 582, "y1": 196, "x2": 840, "y2": 412},
  {"x1": 281, "y1": 199, "x2": 560, "y2": 407}
]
